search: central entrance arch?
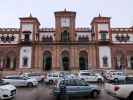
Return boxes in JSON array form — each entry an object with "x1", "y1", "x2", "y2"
[
  {"x1": 43, "y1": 51, "x2": 52, "y2": 71},
  {"x1": 61, "y1": 51, "x2": 69, "y2": 70},
  {"x1": 79, "y1": 51, "x2": 88, "y2": 70}
]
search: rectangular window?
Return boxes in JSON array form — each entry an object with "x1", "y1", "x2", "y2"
[
  {"x1": 103, "y1": 56, "x2": 108, "y2": 66},
  {"x1": 24, "y1": 34, "x2": 30, "y2": 41},
  {"x1": 23, "y1": 57, "x2": 28, "y2": 66},
  {"x1": 61, "y1": 30, "x2": 69, "y2": 41},
  {"x1": 101, "y1": 32, "x2": 107, "y2": 40}
]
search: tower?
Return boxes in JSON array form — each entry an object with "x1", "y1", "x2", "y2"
[
  {"x1": 91, "y1": 15, "x2": 112, "y2": 68},
  {"x1": 91, "y1": 14, "x2": 111, "y2": 42},
  {"x1": 54, "y1": 9, "x2": 76, "y2": 42},
  {"x1": 19, "y1": 14, "x2": 40, "y2": 68}
]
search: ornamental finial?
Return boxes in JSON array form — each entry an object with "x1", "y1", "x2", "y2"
[{"x1": 29, "y1": 13, "x2": 32, "y2": 18}]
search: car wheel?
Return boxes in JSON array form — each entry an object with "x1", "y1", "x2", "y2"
[
  {"x1": 91, "y1": 90, "x2": 99, "y2": 98},
  {"x1": 49, "y1": 80, "x2": 53, "y2": 84},
  {"x1": 129, "y1": 92, "x2": 133, "y2": 100},
  {"x1": 114, "y1": 78, "x2": 118, "y2": 83},
  {"x1": 27, "y1": 82, "x2": 33, "y2": 87},
  {"x1": 56, "y1": 95, "x2": 60, "y2": 100}
]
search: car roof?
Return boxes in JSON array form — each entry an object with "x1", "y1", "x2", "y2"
[
  {"x1": 60, "y1": 77, "x2": 81, "y2": 81},
  {"x1": 5, "y1": 75, "x2": 20, "y2": 77}
]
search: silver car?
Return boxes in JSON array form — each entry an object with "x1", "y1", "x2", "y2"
[
  {"x1": 3, "y1": 75, "x2": 38, "y2": 87},
  {"x1": 53, "y1": 78, "x2": 101, "y2": 100},
  {"x1": 21, "y1": 72, "x2": 44, "y2": 82}
]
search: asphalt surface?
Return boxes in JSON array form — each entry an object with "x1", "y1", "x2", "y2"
[{"x1": 13, "y1": 83, "x2": 118, "y2": 100}]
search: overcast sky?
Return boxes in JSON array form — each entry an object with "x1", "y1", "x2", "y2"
[{"x1": 0, "y1": 0, "x2": 133, "y2": 28}]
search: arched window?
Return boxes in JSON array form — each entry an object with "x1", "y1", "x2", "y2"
[
  {"x1": 43, "y1": 51, "x2": 52, "y2": 71},
  {"x1": 79, "y1": 51, "x2": 88, "y2": 70}
]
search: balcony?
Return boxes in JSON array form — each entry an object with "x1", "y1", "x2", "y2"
[
  {"x1": 41, "y1": 36, "x2": 53, "y2": 42},
  {"x1": 98, "y1": 39, "x2": 111, "y2": 45},
  {"x1": 19, "y1": 39, "x2": 32, "y2": 45},
  {"x1": 78, "y1": 37, "x2": 89, "y2": 42}
]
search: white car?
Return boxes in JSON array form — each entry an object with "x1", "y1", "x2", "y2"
[
  {"x1": 78, "y1": 71, "x2": 104, "y2": 83},
  {"x1": 0, "y1": 80, "x2": 16, "y2": 99},
  {"x1": 45, "y1": 72, "x2": 62, "y2": 84},
  {"x1": 21, "y1": 72, "x2": 44, "y2": 82},
  {"x1": 44, "y1": 71, "x2": 74, "y2": 84},
  {"x1": 105, "y1": 76, "x2": 133, "y2": 100},
  {"x1": 3, "y1": 75, "x2": 38, "y2": 87},
  {"x1": 105, "y1": 70, "x2": 126, "y2": 81}
]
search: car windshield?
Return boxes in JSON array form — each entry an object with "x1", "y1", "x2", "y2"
[
  {"x1": 60, "y1": 79, "x2": 89, "y2": 86},
  {"x1": 81, "y1": 72, "x2": 95, "y2": 76},
  {"x1": 23, "y1": 76, "x2": 31, "y2": 80},
  {"x1": 29, "y1": 73, "x2": 41, "y2": 76},
  {"x1": 75, "y1": 79, "x2": 89, "y2": 86}
]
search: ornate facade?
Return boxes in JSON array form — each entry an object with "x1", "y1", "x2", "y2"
[{"x1": 0, "y1": 10, "x2": 133, "y2": 71}]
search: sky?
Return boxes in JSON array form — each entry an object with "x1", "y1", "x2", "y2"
[{"x1": 0, "y1": 0, "x2": 133, "y2": 28}]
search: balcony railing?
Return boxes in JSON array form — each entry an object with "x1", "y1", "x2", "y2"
[
  {"x1": 98, "y1": 39, "x2": 111, "y2": 45},
  {"x1": 19, "y1": 39, "x2": 32, "y2": 45}
]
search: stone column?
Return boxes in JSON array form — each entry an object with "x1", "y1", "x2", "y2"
[
  {"x1": 52, "y1": 47, "x2": 59, "y2": 70},
  {"x1": 88, "y1": 46, "x2": 92, "y2": 69},
  {"x1": 54, "y1": 47, "x2": 60, "y2": 70},
  {"x1": 92, "y1": 46, "x2": 97, "y2": 69},
  {"x1": 0, "y1": 58, "x2": 2, "y2": 68},
  {"x1": 87, "y1": 48, "x2": 90, "y2": 69},
  {"x1": 70, "y1": 47, "x2": 75, "y2": 70},
  {"x1": 74, "y1": 47, "x2": 79, "y2": 70}
]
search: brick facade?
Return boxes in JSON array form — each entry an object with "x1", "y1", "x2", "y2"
[{"x1": 0, "y1": 10, "x2": 133, "y2": 71}]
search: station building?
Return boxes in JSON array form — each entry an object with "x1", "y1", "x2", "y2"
[{"x1": 0, "y1": 10, "x2": 133, "y2": 71}]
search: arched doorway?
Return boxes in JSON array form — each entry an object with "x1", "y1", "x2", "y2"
[
  {"x1": 13, "y1": 57, "x2": 16, "y2": 69},
  {"x1": 61, "y1": 51, "x2": 69, "y2": 70},
  {"x1": 6, "y1": 51, "x2": 17, "y2": 70},
  {"x1": 6, "y1": 57, "x2": 11, "y2": 69},
  {"x1": 130, "y1": 57, "x2": 133, "y2": 69},
  {"x1": 79, "y1": 51, "x2": 88, "y2": 70},
  {"x1": 0, "y1": 51, "x2": 4, "y2": 69},
  {"x1": 43, "y1": 51, "x2": 52, "y2": 71},
  {"x1": 115, "y1": 51, "x2": 124, "y2": 69},
  {"x1": 127, "y1": 52, "x2": 133, "y2": 69}
]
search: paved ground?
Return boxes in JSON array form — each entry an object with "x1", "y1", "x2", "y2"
[{"x1": 14, "y1": 83, "x2": 118, "y2": 100}]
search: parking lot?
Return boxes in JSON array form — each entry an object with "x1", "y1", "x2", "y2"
[
  {"x1": 14, "y1": 83, "x2": 117, "y2": 100},
  {"x1": 1, "y1": 69, "x2": 133, "y2": 100}
]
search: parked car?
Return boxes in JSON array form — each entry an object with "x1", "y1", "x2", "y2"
[
  {"x1": 105, "y1": 75, "x2": 133, "y2": 100},
  {"x1": 3, "y1": 75, "x2": 38, "y2": 87},
  {"x1": 78, "y1": 71, "x2": 104, "y2": 83},
  {"x1": 44, "y1": 71, "x2": 75, "y2": 84},
  {"x1": 21, "y1": 72, "x2": 44, "y2": 82},
  {"x1": 0, "y1": 80, "x2": 16, "y2": 100},
  {"x1": 45, "y1": 72, "x2": 60, "y2": 84},
  {"x1": 104, "y1": 70, "x2": 126, "y2": 81},
  {"x1": 53, "y1": 78, "x2": 101, "y2": 100},
  {"x1": 102, "y1": 70, "x2": 116, "y2": 79}
]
